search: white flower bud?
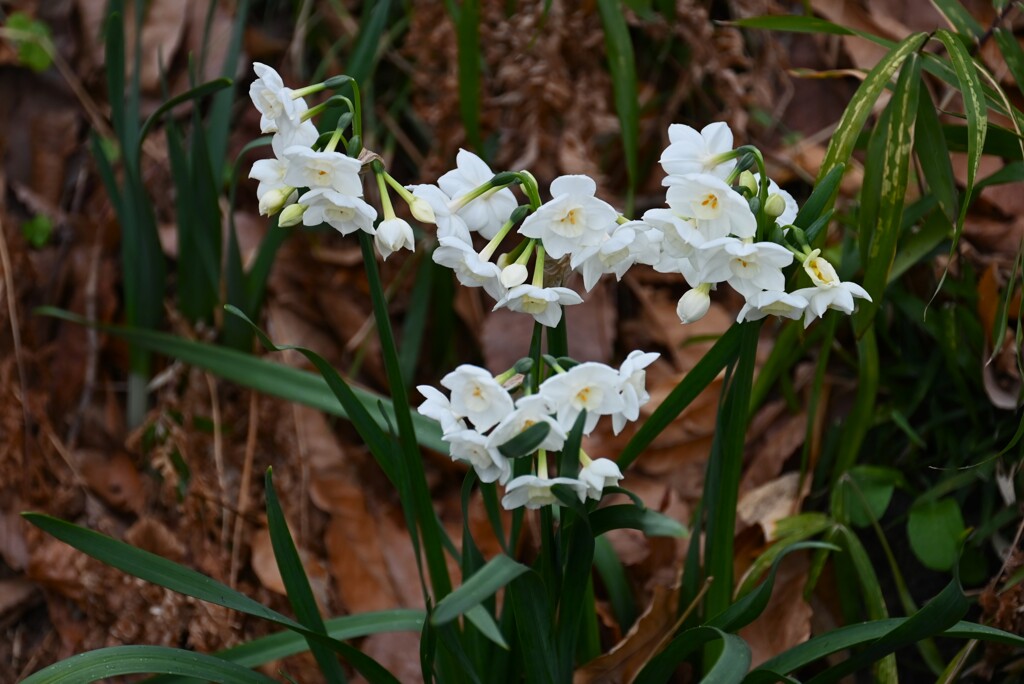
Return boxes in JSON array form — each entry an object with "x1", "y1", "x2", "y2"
[
  {"x1": 278, "y1": 203, "x2": 306, "y2": 227},
  {"x1": 677, "y1": 285, "x2": 711, "y2": 323},
  {"x1": 375, "y1": 217, "x2": 415, "y2": 260},
  {"x1": 500, "y1": 264, "x2": 528, "y2": 288},
  {"x1": 764, "y1": 193, "x2": 787, "y2": 218},
  {"x1": 408, "y1": 196, "x2": 437, "y2": 224},
  {"x1": 738, "y1": 170, "x2": 757, "y2": 196},
  {"x1": 259, "y1": 186, "x2": 293, "y2": 216}
]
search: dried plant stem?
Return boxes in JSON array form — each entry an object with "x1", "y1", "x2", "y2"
[
  {"x1": 230, "y1": 390, "x2": 259, "y2": 589},
  {"x1": 0, "y1": 214, "x2": 30, "y2": 466}
]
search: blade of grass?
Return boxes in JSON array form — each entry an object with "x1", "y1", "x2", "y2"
[
  {"x1": 597, "y1": 0, "x2": 639, "y2": 216},
  {"x1": 137, "y1": 77, "x2": 232, "y2": 153},
  {"x1": 432, "y1": 554, "x2": 528, "y2": 626},
  {"x1": 855, "y1": 52, "x2": 921, "y2": 332},
  {"x1": 20, "y1": 646, "x2": 278, "y2": 684},
  {"x1": 448, "y1": 0, "x2": 481, "y2": 150},
  {"x1": 265, "y1": 469, "x2": 347, "y2": 682},
  {"x1": 619, "y1": 324, "x2": 742, "y2": 470}
]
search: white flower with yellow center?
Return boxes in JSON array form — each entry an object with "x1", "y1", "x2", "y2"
[
  {"x1": 570, "y1": 222, "x2": 639, "y2": 291},
  {"x1": 438, "y1": 149, "x2": 518, "y2": 239},
  {"x1": 441, "y1": 365, "x2": 514, "y2": 432},
  {"x1": 791, "y1": 249, "x2": 871, "y2": 327},
  {"x1": 660, "y1": 122, "x2": 735, "y2": 182},
  {"x1": 501, "y1": 474, "x2": 587, "y2": 510},
  {"x1": 443, "y1": 429, "x2": 511, "y2": 484},
  {"x1": 666, "y1": 174, "x2": 755, "y2": 240},
  {"x1": 250, "y1": 118, "x2": 318, "y2": 212},
  {"x1": 492, "y1": 284, "x2": 583, "y2": 328},
  {"x1": 697, "y1": 237, "x2": 793, "y2": 298},
  {"x1": 409, "y1": 184, "x2": 471, "y2": 243},
  {"x1": 539, "y1": 362, "x2": 625, "y2": 434},
  {"x1": 282, "y1": 147, "x2": 364, "y2": 196},
  {"x1": 249, "y1": 63, "x2": 308, "y2": 133},
  {"x1": 433, "y1": 236, "x2": 505, "y2": 300},
  {"x1": 518, "y1": 175, "x2": 618, "y2": 259}
]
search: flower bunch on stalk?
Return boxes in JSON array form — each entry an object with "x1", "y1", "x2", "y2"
[{"x1": 417, "y1": 351, "x2": 658, "y2": 510}]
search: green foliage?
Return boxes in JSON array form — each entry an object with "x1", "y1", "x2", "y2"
[
  {"x1": 21, "y1": 214, "x2": 53, "y2": 248},
  {"x1": 5, "y1": 11, "x2": 52, "y2": 72}
]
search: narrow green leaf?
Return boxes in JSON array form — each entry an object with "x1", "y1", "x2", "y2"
[
  {"x1": 449, "y1": 0, "x2": 481, "y2": 149},
  {"x1": 731, "y1": 14, "x2": 855, "y2": 37},
  {"x1": 590, "y1": 504, "x2": 687, "y2": 537},
  {"x1": 509, "y1": 572, "x2": 558, "y2": 684},
  {"x1": 619, "y1": 324, "x2": 742, "y2": 469},
  {"x1": 915, "y1": 88, "x2": 958, "y2": 224},
  {"x1": 265, "y1": 469, "x2": 347, "y2": 682},
  {"x1": 21, "y1": 646, "x2": 277, "y2": 684},
  {"x1": 994, "y1": 28, "x2": 1024, "y2": 96},
  {"x1": 935, "y1": 29, "x2": 988, "y2": 293},
  {"x1": 708, "y1": 542, "x2": 838, "y2": 633},
  {"x1": 593, "y1": 536, "x2": 636, "y2": 631},
  {"x1": 633, "y1": 626, "x2": 751, "y2": 684},
  {"x1": 465, "y1": 603, "x2": 508, "y2": 649},
  {"x1": 818, "y1": 33, "x2": 928, "y2": 210},
  {"x1": 806, "y1": 575, "x2": 969, "y2": 684},
  {"x1": 597, "y1": 0, "x2": 640, "y2": 215},
  {"x1": 753, "y1": 619, "x2": 1024, "y2": 677},
  {"x1": 929, "y1": 0, "x2": 983, "y2": 39},
  {"x1": 138, "y1": 77, "x2": 232, "y2": 152},
  {"x1": 831, "y1": 466, "x2": 902, "y2": 528},
  {"x1": 496, "y1": 421, "x2": 552, "y2": 459},
  {"x1": 34, "y1": 307, "x2": 446, "y2": 454},
  {"x1": 794, "y1": 163, "x2": 844, "y2": 230},
  {"x1": 23, "y1": 513, "x2": 298, "y2": 628},
  {"x1": 432, "y1": 554, "x2": 529, "y2": 625},
  {"x1": 856, "y1": 51, "x2": 921, "y2": 331}
]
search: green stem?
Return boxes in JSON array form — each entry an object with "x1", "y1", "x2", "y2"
[{"x1": 358, "y1": 232, "x2": 452, "y2": 599}]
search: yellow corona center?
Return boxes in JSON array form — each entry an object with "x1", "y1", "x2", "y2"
[
  {"x1": 561, "y1": 208, "x2": 581, "y2": 225},
  {"x1": 700, "y1": 194, "x2": 719, "y2": 210}
]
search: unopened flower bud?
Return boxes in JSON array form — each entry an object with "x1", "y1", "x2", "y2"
[
  {"x1": 375, "y1": 217, "x2": 415, "y2": 260},
  {"x1": 677, "y1": 285, "x2": 712, "y2": 324},
  {"x1": 500, "y1": 264, "x2": 529, "y2": 288},
  {"x1": 738, "y1": 170, "x2": 757, "y2": 196},
  {"x1": 408, "y1": 196, "x2": 436, "y2": 224},
  {"x1": 259, "y1": 187, "x2": 293, "y2": 216},
  {"x1": 496, "y1": 253, "x2": 511, "y2": 269},
  {"x1": 765, "y1": 193, "x2": 787, "y2": 218},
  {"x1": 278, "y1": 203, "x2": 307, "y2": 227}
]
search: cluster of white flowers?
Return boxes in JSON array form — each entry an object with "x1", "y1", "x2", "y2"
[
  {"x1": 247, "y1": 62, "x2": 870, "y2": 329},
  {"x1": 247, "y1": 63, "x2": 420, "y2": 260},
  {"x1": 402, "y1": 123, "x2": 870, "y2": 329},
  {"x1": 417, "y1": 351, "x2": 658, "y2": 510}
]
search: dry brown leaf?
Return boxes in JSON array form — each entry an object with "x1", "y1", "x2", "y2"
[
  {"x1": 358, "y1": 631, "x2": 423, "y2": 684},
  {"x1": 573, "y1": 580, "x2": 682, "y2": 684},
  {"x1": 324, "y1": 511, "x2": 400, "y2": 614},
  {"x1": 126, "y1": 0, "x2": 188, "y2": 93},
  {"x1": 737, "y1": 472, "x2": 809, "y2": 542},
  {"x1": 250, "y1": 526, "x2": 331, "y2": 613},
  {"x1": 0, "y1": 510, "x2": 29, "y2": 571},
  {"x1": 123, "y1": 518, "x2": 186, "y2": 562},
  {"x1": 72, "y1": 449, "x2": 146, "y2": 514},
  {"x1": 0, "y1": 577, "x2": 38, "y2": 619}
]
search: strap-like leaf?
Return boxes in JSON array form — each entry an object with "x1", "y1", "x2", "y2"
[{"x1": 432, "y1": 554, "x2": 529, "y2": 626}]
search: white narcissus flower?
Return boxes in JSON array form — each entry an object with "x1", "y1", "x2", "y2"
[
  {"x1": 660, "y1": 122, "x2": 735, "y2": 182},
  {"x1": 791, "y1": 249, "x2": 871, "y2": 327},
  {"x1": 570, "y1": 222, "x2": 639, "y2": 292},
  {"x1": 627, "y1": 218, "x2": 664, "y2": 266},
  {"x1": 250, "y1": 62, "x2": 308, "y2": 133},
  {"x1": 666, "y1": 174, "x2": 756, "y2": 240},
  {"x1": 374, "y1": 217, "x2": 415, "y2": 260},
  {"x1": 409, "y1": 184, "x2": 472, "y2": 243},
  {"x1": 416, "y1": 385, "x2": 465, "y2": 435},
  {"x1": 493, "y1": 284, "x2": 583, "y2": 328},
  {"x1": 697, "y1": 237, "x2": 794, "y2": 298},
  {"x1": 283, "y1": 147, "x2": 364, "y2": 196},
  {"x1": 250, "y1": 118, "x2": 319, "y2": 211},
  {"x1": 501, "y1": 475, "x2": 587, "y2": 510},
  {"x1": 298, "y1": 188, "x2": 377, "y2": 235},
  {"x1": 578, "y1": 458, "x2": 624, "y2": 500},
  {"x1": 612, "y1": 350, "x2": 659, "y2": 434},
  {"x1": 438, "y1": 149, "x2": 518, "y2": 239},
  {"x1": 433, "y1": 236, "x2": 505, "y2": 300},
  {"x1": 487, "y1": 394, "x2": 567, "y2": 453},
  {"x1": 440, "y1": 365, "x2": 514, "y2": 432},
  {"x1": 443, "y1": 429, "x2": 511, "y2": 484},
  {"x1": 539, "y1": 362, "x2": 625, "y2": 434},
  {"x1": 518, "y1": 175, "x2": 618, "y2": 259},
  {"x1": 736, "y1": 290, "x2": 809, "y2": 324}
]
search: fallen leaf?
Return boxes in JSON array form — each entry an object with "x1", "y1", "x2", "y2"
[
  {"x1": 250, "y1": 526, "x2": 330, "y2": 614},
  {"x1": 738, "y1": 551, "x2": 813, "y2": 669},
  {"x1": 72, "y1": 449, "x2": 146, "y2": 514},
  {"x1": 737, "y1": 472, "x2": 809, "y2": 542}
]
